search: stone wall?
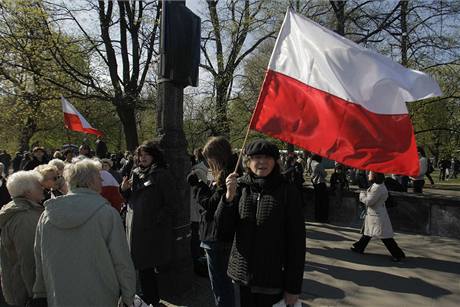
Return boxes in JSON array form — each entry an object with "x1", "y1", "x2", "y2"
[{"x1": 303, "y1": 187, "x2": 460, "y2": 239}]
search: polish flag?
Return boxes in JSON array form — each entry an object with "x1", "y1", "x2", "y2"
[
  {"x1": 250, "y1": 10, "x2": 442, "y2": 177},
  {"x1": 61, "y1": 96, "x2": 103, "y2": 136}
]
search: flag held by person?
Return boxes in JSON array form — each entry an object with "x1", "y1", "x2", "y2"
[
  {"x1": 61, "y1": 96, "x2": 103, "y2": 137},
  {"x1": 250, "y1": 9, "x2": 442, "y2": 177}
]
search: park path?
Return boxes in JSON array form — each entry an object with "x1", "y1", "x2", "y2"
[{"x1": 161, "y1": 222, "x2": 460, "y2": 307}]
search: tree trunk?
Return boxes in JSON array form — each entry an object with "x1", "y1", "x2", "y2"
[
  {"x1": 18, "y1": 116, "x2": 37, "y2": 152},
  {"x1": 334, "y1": 1, "x2": 346, "y2": 36},
  {"x1": 215, "y1": 78, "x2": 230, "y2": 138},
  {"x1": 400, "y1": 0, "x2": 408, "y2": 66},
  {"x1": 116, "y1": 102, "x2": 139, "y2": 151}
]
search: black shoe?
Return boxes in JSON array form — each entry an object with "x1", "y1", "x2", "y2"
[
  {"x1": 350, "y1": 247, "x2": 364, "y2": 254},
  {"x1": 391, "y1": 256, "x2": 403, "y2": 262}
]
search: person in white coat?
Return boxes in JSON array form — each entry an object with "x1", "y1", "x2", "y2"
[{"x1": 351, "y1": 171, "x2": 406, "y2": 262}]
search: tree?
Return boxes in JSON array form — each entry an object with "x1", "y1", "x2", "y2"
[
  {"x1": 21, "y1": 0, "x2": 162, "y2": 150},
  {"x1": 200, "y1": 0, "x2": 278, "y2": 137},
  {"x1": 0, "y1": 0, "x2": 87, "y2": 150}
]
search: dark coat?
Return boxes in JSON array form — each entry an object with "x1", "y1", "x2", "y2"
[
  {"x1": 215, "y1": 172, "x2": 305, "y2": 294},
  {"x1": 22, "y1": 157, "x2": 46, "y2": 171},
  {"x1": 197, "y1": 154, "x2": 239, "y2": 244},
  {"x1": 0, "y1": 177, "x2": 11, "y2": 208},
  {"x1": 122, "y1": 165, "x2": 178, "y2": 270}
]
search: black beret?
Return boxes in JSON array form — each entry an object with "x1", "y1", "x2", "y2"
[{"x1": 244, "y1": 139, "x2": 280, "y2": 160}]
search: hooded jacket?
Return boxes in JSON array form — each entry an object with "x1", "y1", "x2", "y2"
[
  {"x1": 33, "y1": 188, "x2": 136, "y2": 307},
  {"x1": 0, "y1": 197, "x2": 43, "y2": 306}
]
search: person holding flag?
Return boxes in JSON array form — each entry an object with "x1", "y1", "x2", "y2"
[{"x1": 216, "y1": 139, "x2": 305, "y2": 307}]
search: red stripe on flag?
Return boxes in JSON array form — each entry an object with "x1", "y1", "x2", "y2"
[
  {"x1": 250, "y1": 70, "x2": 420, "y2": 177},
  {"x1": 64, "y1": 113, "x2": 103, "y2": 136}
]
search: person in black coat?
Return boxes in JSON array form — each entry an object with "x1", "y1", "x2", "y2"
[
  {"x1": 22, "y1": 147, "x2": 47, "y2": 171},
  {"x1": 95, "y1": 136, "x2": 108, "y2": 158},
  {"x1": 121, "y1": 140, "x2": 178, "y2": 306},
  {"x1": 0, "y1": 163, "x2": 11, "y2": 208},
  {"x1": 195, "y1": 136, "x2": 240, "y2": 307},
  {"x1": 217, "y1": 139, "x2": 305, "y2": 307}
]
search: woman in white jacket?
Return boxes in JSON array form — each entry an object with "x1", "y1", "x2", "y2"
[{"x1": 351, "y1": 171, "x2": 406, "y2": 262}]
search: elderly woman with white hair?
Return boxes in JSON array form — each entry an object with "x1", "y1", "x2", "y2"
[
  {"x1": 0, "y1": 170, "x2": 44, "y2": 306},
  {"x1": 47, "y1": 159, "x2": 68, "y2": 196},
  {"x1": 32, "y1": 159, "x2": 136, "y2": 307}
]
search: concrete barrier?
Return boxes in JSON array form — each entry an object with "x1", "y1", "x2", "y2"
[{"x1": 302, "y1": 186, "x2": 460, "y2": 239}]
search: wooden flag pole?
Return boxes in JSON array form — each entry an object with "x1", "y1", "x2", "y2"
[{"x1": 234, "y1": 122, "x2": 252, "y2": 174}]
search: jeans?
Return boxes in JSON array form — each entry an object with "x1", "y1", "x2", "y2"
[
  {"x1": 204, "y1": 243, "x2": 235, "y2": 307},
  {"x1": 413, "y1": 179, "x2": 425, "y2": 193}
]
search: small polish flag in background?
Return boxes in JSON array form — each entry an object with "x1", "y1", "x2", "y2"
[
  {"x1": 250, "y1": 9, "x2": 442, "y2": 177},
  {"x1": 61, "y1": 96, "x2": 103, "y2": 136}
]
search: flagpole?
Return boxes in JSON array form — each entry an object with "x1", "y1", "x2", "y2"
[{"x1": 234, "y1": 122, "x2": 252, "y2": 174}]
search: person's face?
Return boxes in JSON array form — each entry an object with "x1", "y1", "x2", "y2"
[
  {"x1": 42, "y1": 171, "x2": 58, "y2": 190},
  {"x1": 248, "y1": 155, "x2": 275, "y2": 177},
  {"x1": 102, "y1": 162, "x2": 111, "y2": 171},
  {"x1": 34, "y1": 150, "x2": 44, "y2": 160},
  {"x1": 25, "y1": 181, "x2": 44, "y2": 203},
  {"x1": 368, "y1": 171, "x2": 374, "y2": 182},
  {"x1": 65, "y1": 152, "x2": 73, "y2": 161},
  {"x1": 138, "y1": 150, "x2": 154, "y2": 168}
]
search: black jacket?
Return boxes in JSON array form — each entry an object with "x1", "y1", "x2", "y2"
[
  {"x1": 122, "y1": 164, "x2": 178, "y2": 269},
  {"x1": 197, "y1": 154, "x2": 239, "y2": 243},
  {"x1": 215, "y1": 172, "x2": 305, "y2": 294}
]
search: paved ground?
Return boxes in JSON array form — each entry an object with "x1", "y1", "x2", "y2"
[{"x1": 162, "y1": 222, "x2": 460, "y2": 307}]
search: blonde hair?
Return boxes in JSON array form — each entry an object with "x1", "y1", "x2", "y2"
[
  {"x1": 34, "y1": 164, "x2": 58, "y2": 178},
  {"x1": 64, "y1": 159, "x2": 101, "y2": 190},
  {"x1": 6, "y1": 171, "x2": 42, "y2": 198}
]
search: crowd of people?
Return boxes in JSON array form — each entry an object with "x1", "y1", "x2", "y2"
[
  {"x1": 0, "y1": 135, "x2": 456, "y2": 307},
  {"x1": 0, "y1": 137, "x2": 307, "y2": 307}
]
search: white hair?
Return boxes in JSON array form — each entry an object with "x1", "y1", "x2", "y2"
[
  {"x1": 64, "y1": 159, "x2": 101, "y2": 190},
  {"x1": 48, "y1": 159, "x2": 65, "y2": 172},
  {"x1": 6, "y1": 171, "x2": 43, "y2": 198}
]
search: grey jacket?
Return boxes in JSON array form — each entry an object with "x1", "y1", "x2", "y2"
[
  {"x1": 33, "y1": 188, "x2": 136, "y2": 307},
  {"x1": 0, "y1": 197, "x2": 43, "y2": 306}
]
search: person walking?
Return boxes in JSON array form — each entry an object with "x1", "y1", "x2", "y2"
[
  {"x1": 121, "y1": 141, "x2": 178, "y2": 306},
  {"x1": 32, "y1": 159, "x2": 135, "y2": 307},
  {"x1": 351, "y1": 171, "x2": 406, "y2": 262},
  {"x1": 217, "y1": 139, "x2": 305, "y2": 307},
  {"x1": 310, "y1": 154, "x2": 329, "y2": 222},
  {"x1": 0, "y1": 171, "x2": 44, "y2": 306}
]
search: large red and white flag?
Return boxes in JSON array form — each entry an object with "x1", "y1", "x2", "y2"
[
  {"x1": 250, "y1": 10, "x2": 442, "y2": 177},
  {"x1": 61, "y1": 96, "x2": 103, "y2": 136}
]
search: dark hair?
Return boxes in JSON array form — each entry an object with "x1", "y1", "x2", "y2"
[
  {"x1": 193, "y1": 147, "x2": 205, "y2": 162},
  {"x1": 311, "y1": 154, "x2": 322, "y2": 163},
  {"x1": 203, "y1": 137, "x2": 233, "y2": 187},
  {"x1": 135, "y1": 140, "x2": 167, "y2": 167},
  {"x1": 417, "y1": 146, "x2": 426, "y2": 157},
  {"x1": 372, "y1": 172, "x2": 385, "y2": 184}
]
